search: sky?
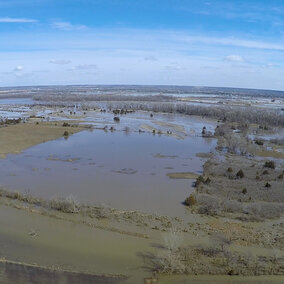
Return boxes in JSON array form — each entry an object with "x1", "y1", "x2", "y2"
[{"x1": 0, "y1": 0, "x2": 284, "y2": 90}]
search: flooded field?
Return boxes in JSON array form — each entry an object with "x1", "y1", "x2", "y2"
[
  {"x1": 0, "y1": 113, "x2": 215, "y2": 216},
  {"x1": 0, "y1": 89, "x2": 283, "y2": 283},
  {"x1": 0, "y1": 98, "x2": 34, "y2": 105}
]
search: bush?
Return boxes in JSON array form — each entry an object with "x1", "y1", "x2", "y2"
[
  {"x1": 63, "y1": 131, "x2": 69, "y2": 137},
  {"x1": 262, "y1": 170, "x2": 269, "y2": 175},
  {"x1": 265, "y1": 182, "x2": 271, "y2": 188},
  {"x1": 211, "y1": 232, "x2": 232, "y2": 252},
  {"x1": 62, "y1": 122, "x2": 70, "y2": 127},
  {"x1": 195, "y1": 176, "x2": 205, "y2": 187},
  {"x1": 153, "y1": 229, "x2": 185, "y2": 274},
  {"x1": 50, "y1": 195, "x2": 80, "y2": 213},
  {"x1": 270, "y1": 138, "x2": 284, "y2": 146},
  {"x1": 245, "y1": 202, "x2": 284, "y2": 219},
  {"x1": 195, "y1": 194, "x2": 220, "y2": 216},
  {"x1": 184, "y1": 194, "x2": 196, "y2": 206},
  {"x1": 124, "y1": 126, "x2": 130, "y2": 133},
  {"x1": 113, "y1": 116, "x2": 120, "y2": 122},
  {"x1": 254, "y1": 139, "x2": 264, "y2": 146},
  {"x1": 227, "y1": 167, "x2": 233, "y2": 173},
  {"x1": 236, "y1": 170, "x2": 244, "y2": 179},
  {"x1": 222, "y1": 199, "x2": 243, "y2": 213},
  {"x1": 242, "y1": 188, "x2": 247, "y2": 194},
  {"x1": 205, "y1": 177, "x2": 211, "y2": 184},
  {"x1": 264, "y1": 161, "x2": 275, "y2": 169}
]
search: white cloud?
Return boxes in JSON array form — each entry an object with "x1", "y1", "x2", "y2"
[
  {"x1": 144, "y1": 56, "x2": 158, "y2": 61},
  {"x1": 14, "y1": 65, "x2": 23, "y2": 71},
  {"x1": 180, "y1": 34, "x2": 284, "y2": 51},
  {"x1": 262, "y1": 63, "x2": 280, "y2": 68},
  {"x1": 52, "y1": 21, "x2": 87, "y2": 31},
  {"x1": 224, "y1": 55, "x2": 245, "y2": 62},
  {"x1": 164, "y1": 62, "x2": 185, "y2": 71},
  {"x1": 0, "y1": 28, "x2": 284, "y2": 89},
  {"x1": 49, "y1": 59, "x2": 71, "y2": 65},
  {"x1": 70, "y1": 64, "x2": 97, "y2": 70},
  {"x1": 0, "y1": 17, "x2": 37, "y2": 23}
]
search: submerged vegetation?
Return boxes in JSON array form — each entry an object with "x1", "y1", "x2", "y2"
[
  {"x1": 185, "y1": 121, "x2": 284, "y2": 222},
  {"x1": 0, "y1": 118, "x2": 22, "y2": 125},
  {"x1": 105, "y1": 102, "x2": 284, "y2": 127},
  {"x1": 0, "y1": 87, "x2": 284, "y2": 281}
]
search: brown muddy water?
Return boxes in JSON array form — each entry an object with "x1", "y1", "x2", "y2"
[
  {"x1": 0, "y1": 205, "x2": 153, "y2": 283},
  {"x1": 0, "y1": 128, "x2": 216, "y2": 216},
  {"x1": 0, "y1": 261, "x2": 124, "y2": 284}
]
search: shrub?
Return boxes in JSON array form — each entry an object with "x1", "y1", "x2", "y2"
[
  {"x1": 254, "y1": 139, "x2": 264, "y2": 146},
  {"x1": 227, "y1": 167, "x2": 233, "y2": 173},
  {"x1": 264, "y1": 161, "x2": 275, "y2": 169},
  {"x1": 265, "y1": 182, "x2": 271, "y2": 188},
  {"x1": 163, "y1": 229, "x2": 183, "y2": 253},
  {"x1": 262, "y1": 170, "x2": 269, "y2": 175},
  {"x1": 278, "y1": 173, "x2": 284, "y2": 179},
  {"x1": 113, "y1": 109, "x2": 120, "y2": 115},
  {"x1": 242, "y1": 188, "x2": 247, "y2": 194},
  {"x1": 245, "y1": 202, "x2": 284, "y2": 219},
  {"x1": 152, "y1": 229, "x2": 185, "y2": 274},
  {"x1": 195, "y1": 176, "x2": 205, "y2": 187},
  {"x1": 113, "y1": 116, "x2": 120, "y2": 122},
  {"x1": 184, "y1": 194, "x2": 196, "y2": 206},
  {"x1": 124, "y1": 126, "x2": 130, "y2": 133},
  {"x1": 62, "y1": 122, "x2": 70, "y2": 127},
  {"x1": 63, "y1": 131, "x2": 69, "y2": 137},
  {"x1": 205, "y1": 177, "x2": 211, "y2": 184},
  {"x1": 270, "y1": 138, "x2": 284, "y2": 146},
  {"x1": 195, "y1": 194, "x2": 220, "y2": 216},
  {"x1": 211, "y1": 232, "x2": 232, "y2": 252},
  {"x1": 222, "y1": 199, "x2": 243, "y2": 213},
  {"x1": 50, "y1": 195, "x2": 80, "y2": 213},
  {"x1": 236, "y1": 170, "x2": 244, "y2": 179}
]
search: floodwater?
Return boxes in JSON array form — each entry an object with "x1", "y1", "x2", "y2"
[
  {"x1": 0, "y1": 205, "x2": 152, "y2": 283},
  {"x1": 0, "y1": 98, "x2": 34, "y2": 119},
  {"x1": 0, "y1": 98, "x2": 34, "y2": 105},
  {"x1": 0, "y1": 127, "x2": 216, "y2": 217}
]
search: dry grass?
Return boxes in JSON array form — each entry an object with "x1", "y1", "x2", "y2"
[
  {"x1": 166, "y1": 172, "x2": 199, "y2": 179},
  {"x1": 0, "y1": 122, "x2": 85, "y2": 158}
]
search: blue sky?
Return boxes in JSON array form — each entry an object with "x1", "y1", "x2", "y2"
[{"x1": 0, "y1": 0, "x2": 284, "y2": 89}]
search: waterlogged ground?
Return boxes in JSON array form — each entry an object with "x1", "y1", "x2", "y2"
[
  {"x1": 0, "y1": 126, "x2": 215, "y2": 217},
  {"x1": 0, "y1": 104, "x2": 218, "y2": 282},
  {"x1": 1, "y1": 97, "x2": 284, "y2": 283},
  {"x1": 0, "y1": 101, "x2": 217, "y2": 217}
]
